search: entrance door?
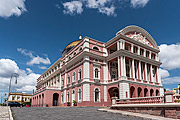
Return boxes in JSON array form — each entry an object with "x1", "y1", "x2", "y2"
[
  {"x1": 53, "y1": 93, "x2": 59, "y2": 106},
  {"x1": 72, "y1": 90, "x2": 75, "y2": 106}
]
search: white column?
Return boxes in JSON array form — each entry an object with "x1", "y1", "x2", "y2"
[
  {"x1": 144, "y1": 49, "x2": 146, "y2": 57},
  {"x1": 131, "y1": 44, "x2": 134, "y2": 53},
  {"x1": 132, "y1": 59, "x2": 135, "y2": 78},
  {"x1": 118, "y1": 57, "x2": 120, "y2": 78},
  {"x1": 117, "y1": 41, "x2": 120, "y2": 50},
  {"x1": 149, "y1": 51, "x2": 152, "y2": 59},
  {"x1": 139, "y1": 61, "x2": 142, "y2": 80},
  {"x1": 123, "y1": 56, "x2": 126, "y2": 77},
  {"x1": 138, "y1": 47, "x2": 140, "y2": 55},
  {"x1": 120, "y1": 41, "x2": 123, "y2": 49},
  {"x1": 120, "y1": 56, "x2": 123, "y2": 76},
  {"x1": 64, "y1": 69, "x2": 67, "y2": 88},
  {"x1": 145, "y1": 63, "x2": 148, "y2": 81},
  {"x1": 150, "y1": 64, "x2": 153, "y2": 82},
  {"x1": 122, "y1": 41, "x2": 125, "y2": 49}
]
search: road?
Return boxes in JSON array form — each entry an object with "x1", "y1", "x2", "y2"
[{"x1": 11, "y1": 107, "x2": 144, "y2": 120}]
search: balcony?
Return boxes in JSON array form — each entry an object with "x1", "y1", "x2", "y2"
[
  {"x1": 94, "y1": 79, "x2": 100, "y2": 83},
  {"x1": 78, "y1": 79, "x2": 82, "y2": 84},
  {"x1": 72, "y1": 81, "x2": 76, "y2": 86}
]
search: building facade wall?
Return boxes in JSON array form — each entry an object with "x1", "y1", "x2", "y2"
[{"x1": 32, "y1": 26, "x2": 164, "y2": 107}]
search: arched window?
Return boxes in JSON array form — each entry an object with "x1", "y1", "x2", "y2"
[
  {"x1": 69, "y1": 56, "x2": 71, "y2": 60},
  {"x1": 150, "y1": 89, "x2": 154, "y2": 96},
  {"x1": 95, "y1": 68, "x2": 99, "y2": 78},
  {"x1": 79, "y1": 47, "x2": 83, "y2": 52},
  {"x1": 73, "y1": 52, "x2": 76, "y2": 56},
  {"x1": 78, "y1": 69, "x2": 82, "y2": 80},
  {"x1": 72, "y1": 72, "x2": 76, "y2": 82},
  {"x1": 144, "y1": 88, "x2": 148, "y2": 97},
  {"x1": 130, "y1": 86, "x2": 135, "y2": 98},
  {"x1": 68, "y1": 75, "x2": 70, "y2": 84},
  {"x1": 138, "y1": 87, "x2": 142, "y2": 97},
  {"x1": 93, "y1": 46, "x2": 99, "y2": 51},
  {"x1": 156, "y1": 90, "x2": 159, "y2": 96},
  {"x1": 67, "y1": 92, "x2": 69, "y2": 102},
  {"x1": 95, "y1": 88, "x2": 100, "y2": 102},
  {"x1": 78, "y1": 89, "x2": 82, "y2": 102}
]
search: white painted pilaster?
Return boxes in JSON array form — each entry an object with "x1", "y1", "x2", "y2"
[
  {"x1": 131, "y1": 44, "x2": 134, "y2": 53},
  {"x1": 83, "y1": 38, "x2": 89, "y2": 52},
  {"x1": 117, "y1": 41, "x2": 120, "y2": 50},
  {"x1": 120, "y1": 56, "x2": 123, "y2": 76},
  {"x1": 123, "y1": 56, "x2": 126, "y2": 77},
  {"x1": 139, "y1": 61, "x2": 142, "y2": 80},
  {"x1": 118, "y1": 57, "x2": 120, "y2": 78},
  {"x1": 103, "y1": 61, "x2": 108, "y2": 83},
  {"x1": 132, "y1": 59, "x2": 135, "y2": 78},
  {"x1": 83, "y1": 56, "x2": 90, "y2": 82},
  {"x1": 104, "y1": 86, "x2": 107, "y2": 102},
  {"x1": 119, "y1": 82, "x2": 129, "y2": 99},
  {"x1": 83, "y1": 84, "x2": 90, "y2": 101}
]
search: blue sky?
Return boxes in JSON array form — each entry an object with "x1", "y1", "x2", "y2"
[{"x1": 0, "y1": 0, "x2": 180, "y2": 101}]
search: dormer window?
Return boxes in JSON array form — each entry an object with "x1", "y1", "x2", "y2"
[{"x1": 93, "y1": 46, "x2": 99, "y2": 51}]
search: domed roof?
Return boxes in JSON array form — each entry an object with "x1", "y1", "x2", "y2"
[{"x1": 62, "y1": 40, "x2": 81, "y2": 56}]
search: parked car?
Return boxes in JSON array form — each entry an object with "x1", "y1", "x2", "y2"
[{"x1": 8, "y1": 102, "x2": 25, "y2": 107}]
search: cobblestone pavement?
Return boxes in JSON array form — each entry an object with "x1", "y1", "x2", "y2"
[{"x1": 11, "y1": 107, "x2": 144, "y2": 120}]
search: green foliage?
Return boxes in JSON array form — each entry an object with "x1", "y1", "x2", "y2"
[
  {"x1": 73, "y1": 100, "x2": 76, "y2": 103},
  {"x1": 67, "y1": 102, "x2": 70, "y2": 105}
]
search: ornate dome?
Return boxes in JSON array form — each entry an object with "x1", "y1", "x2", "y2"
[{"x1": 62, "y1": 40, "x2": 81, "y2": 56}]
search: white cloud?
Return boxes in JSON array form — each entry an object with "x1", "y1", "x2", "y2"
[
  {"x1": 26, "y1": 68, "x2": 33, "y2": 74},
  {"x1": 17, "y1": 48, "x2": 51, "y2": 66},
  {"x1": 63, "y1": 1, "x2": 83, "y2": 15},
  {"x1": 160, "y1": 68, "x2": 170, "y2": 79},
  {"x1": 38, "y1": 66, "x2": 47, "y2": 70},
  {"x1": 159, "y1": 44, "x2": 180, "y2": 70},
  {"x1": 0, "y1": 0, "x2": 27, "y2": 18},
  {"x1": 0, "y1": 59, "x2": 40, "y2": 93},
  {"x1": 62, "y1": 0, "x2": 116, "y2": 16},
  {"x1": 98, "y1": 6, "x2": 116, "y2": 16},
  {"x1": 131, "y1": 0, "x2": 150, "y2": 8},
  {"x1": 162, "y1": 76, "x2": 180, "y2": 85}
]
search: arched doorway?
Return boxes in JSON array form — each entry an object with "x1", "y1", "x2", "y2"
[
  {"x1": 108, "y1": 87, "x2": 119, "y2": 100},
  {"x1": 156, "y1": 90, "x2": 159, "y2": 96},
  {"x1": 53, "y1": 93, "x2": 59, "y2": 106},
  {"x1": 137, "y1": 87, "x2": 142, "y2": 97},
  {"x1": 144, "y1": 88, "x2": 148, "y2": 97},
  {"x1": 130, "y1": 86, "x2": 135, "y2": 98},
  {"x1": 150, "y1": 89, "x2": 154, "y2": 96}
]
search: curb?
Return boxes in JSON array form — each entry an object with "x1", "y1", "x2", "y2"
[
  {"x1": 97, "y1": 108, "x2": 177, "y2": 120},
  {"x1": 8, "y1": 107, "x2": 14, "y2": 120}
]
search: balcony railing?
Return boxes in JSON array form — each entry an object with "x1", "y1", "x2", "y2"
[{"x1": 116, "y1": 96, "x2": 164, "y2": 104}]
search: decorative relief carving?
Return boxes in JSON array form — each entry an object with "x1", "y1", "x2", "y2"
[{"x1": 126, "y1": 32, "x2": 153, "y2": 48}]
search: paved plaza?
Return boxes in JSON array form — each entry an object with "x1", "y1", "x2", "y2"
[
  {"x1": 0, "y1": 106, "x2": 13, "y2": 120},
  {"x1": 11, "y1": 107, "x2": 143, "y2": 120}
]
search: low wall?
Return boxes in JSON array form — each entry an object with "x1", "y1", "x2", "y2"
[{"x1": 111, "y1": 103, "x2": 180, "y2": 119}]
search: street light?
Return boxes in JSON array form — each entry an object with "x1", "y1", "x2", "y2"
[{"x1": 9, "y1": 73, "x2": 19, "y2": 94}]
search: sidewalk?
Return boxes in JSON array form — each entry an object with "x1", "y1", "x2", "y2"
[
  {"x1": 0, "y1": 106, "x2": 13, "y2": 120},
  {"x1": 98, "y1": 107, "x2": 177, "y2": 120}
]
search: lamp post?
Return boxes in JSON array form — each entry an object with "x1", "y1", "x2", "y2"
[{"x1": 9, "y1": 73, "x2": 19, "y2": 94}]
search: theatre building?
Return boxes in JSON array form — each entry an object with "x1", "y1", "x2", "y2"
[{"x1": 32, "y1": 25, "x2": 164, "y2": 107}]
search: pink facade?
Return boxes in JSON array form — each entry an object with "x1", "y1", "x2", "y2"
[{"x1": 32, "y1": 25, "x2": 164, "y2": 107}]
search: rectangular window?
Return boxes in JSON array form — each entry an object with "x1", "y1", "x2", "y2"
[
  {"x1": 140, "y1": 49, "x2": 144, "y2": 56},
  {"x1": 133, "y1": 46, "x2": 138, "y2": 54},
  {"x1": 62, "y1": 79, "x2": 64, "y2": 86}
]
